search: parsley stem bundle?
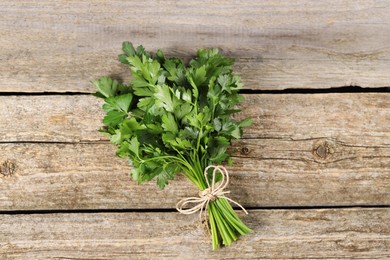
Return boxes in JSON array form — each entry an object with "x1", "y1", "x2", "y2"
[{"x1": 93, "y1": 42, "x2": 252, "y2": 249}]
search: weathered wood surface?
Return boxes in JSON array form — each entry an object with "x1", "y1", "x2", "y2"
[
  {"x1": 1, "y1": 93, "x2": 389, "y2": 143},
  {"x1": 1, "y1": 208, "x2": 390, "y2": 259},
  {"x1": 1, "y1": 1, "x2": 389, "y2": 92},
  {"x1": 0, "y1": 95, "x2": 101, "y2": 143},
  {"x1": 0, "y1": 141, "x2": 389, "y2": 210},
  {"x1": 1, "y1": 1, "x2": 389, "y2": 258},
  {"x1": 0, "y1": 93, "x2": 389, "y2": 210}
]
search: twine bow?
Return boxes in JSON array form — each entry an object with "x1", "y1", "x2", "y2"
[{"x1": 176, "y1": 165, "x2": 248, "y2": 220}]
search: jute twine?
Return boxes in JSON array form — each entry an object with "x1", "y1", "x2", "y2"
[{"x1": 176, "y1": 165, "x2": 248, "y2": 234}]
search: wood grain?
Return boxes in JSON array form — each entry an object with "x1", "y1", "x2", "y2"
[
  {"x1": 0, "y1": 95, "x2": 103, "y2": 143},
  {"x1": 1, "y1": 1, "x2": 389, "y2": 92},
  {"x1": 0, "y1": 93, "x2": 388, "y2": 210},
  {"x1": 1, "y1": 93, "x2": 389, "y2": 143},
  {"x1": 1, "y1": 208, "x2": 390, "y2": 259},
  {"x1": 0, "y1": 138, "x2": 389, "y2": 210},
  {"x1": 2, "y1": 1, "x2": 389, "y2": 257}
]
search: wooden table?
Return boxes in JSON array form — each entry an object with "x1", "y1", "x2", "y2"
[{"x1": 1, "y1": 1, "x2": 389, "y2": 259}]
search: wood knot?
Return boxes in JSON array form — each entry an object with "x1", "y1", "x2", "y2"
[
  {"x1": 0, "y1": 160, "x2": 17, "y2": 177},
  {"x1": 312, "y1": 140, "x2": 335, "y2": 162},
  {"x1": 241, "y1": 146, "x2": 251, "y2": 155}
]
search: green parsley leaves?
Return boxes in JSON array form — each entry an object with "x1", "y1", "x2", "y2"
[{"x1": 94, "y1": 42, "x2": 251, "y2": 189}]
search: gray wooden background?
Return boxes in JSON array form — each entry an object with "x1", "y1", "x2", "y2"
[{"x1": 1, "y1": 1, "x2": 389, "y2": 259}]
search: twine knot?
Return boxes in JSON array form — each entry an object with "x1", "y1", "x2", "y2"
[
  {"x1": 199, "y1": 187, "x2": 217, "y2": 201},
  {"x1": 176, "y1": 165, "x2": 248, "y2": 217}
]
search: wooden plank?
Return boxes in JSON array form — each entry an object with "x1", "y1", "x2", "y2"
[
  {"x1": 0, "y1": 95, "x2": 104, "y2": 143},
  {"x1": 0, "y1": 93, "x2": 388, "y2": 209},
  {"x1": 1, "y1": 1, "x2": 389, "y2": 92},
  {"x1": 239, "y1": 93, "x2": 390, "y2": 146},
  {"x1": 0, "y1": 140, "x2": 389, "y2": 210},
  {"x1": 1, "y1": 209, "x2": 390, "y2": 259},
  {"x1": 1, "y1": 94, "x2": 390, "y2": 143}
]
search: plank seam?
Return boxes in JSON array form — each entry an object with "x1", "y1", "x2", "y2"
[
  {"x1": 0, "y1": 86, "x2": 389, "y2": 96},
  {"x1": 240, "y1": 86, "x2": 390, "y2": 94},
  {"x1": 1, "y1": 205, "x2": 389, "y2": 215}
]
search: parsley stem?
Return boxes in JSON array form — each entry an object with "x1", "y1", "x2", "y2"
[
  {"x1": 140, "y1": 155, "x2": 200, "y2": 185},
  {"x1": 210, "y1": 202, "x2": 233, "y2": 246},
  {"x1": 207, "y1": 203, "x2": 219, "y2": 250},
  {"x1": 207, "y1": 197, "x2": 251, "y2": 249},
  {"x1": 217, "y1": 198, "x2": 249, "y2": 235},
  {"x1": 214, "y1": 201, "x2": 237, "y2": 243}
]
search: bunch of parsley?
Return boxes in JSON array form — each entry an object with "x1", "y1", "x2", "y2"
[{"x1": 93, "y1": 42, "x2": 252, "y2": 250}]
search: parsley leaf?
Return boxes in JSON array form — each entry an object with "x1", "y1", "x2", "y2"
[
  {"x1": 162, "y1": 113, "x2": 178, "y2": 133},
  {"x1": 154, "y1": 85, "x2": 175, "y2": 112}
]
